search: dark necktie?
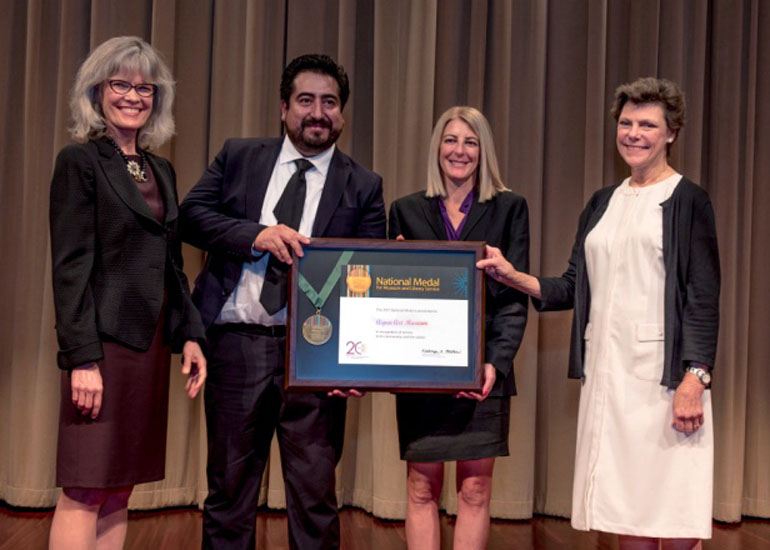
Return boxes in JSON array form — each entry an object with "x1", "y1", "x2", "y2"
[{"x1": 259, "y1": 158, "x2": 314, "y2": 315}]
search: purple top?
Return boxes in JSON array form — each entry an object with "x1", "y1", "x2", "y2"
[{"x1": 437, "y1": 187, "x2": 475, "y2": 241}]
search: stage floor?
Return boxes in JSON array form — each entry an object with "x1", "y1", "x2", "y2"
[{"x1": 2, "y1": 503, "x2": 768, "y2": 549}]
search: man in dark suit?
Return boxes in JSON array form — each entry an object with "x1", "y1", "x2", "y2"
[{"x1": 180, "y1": 54, "x2": 385, "y2": 550}]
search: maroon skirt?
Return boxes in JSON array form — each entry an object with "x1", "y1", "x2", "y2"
[{"x1": 56, "y1": 313, "x2": 171, "y2": 488}]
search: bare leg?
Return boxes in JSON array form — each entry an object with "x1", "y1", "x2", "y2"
[
  {"x1": 50, "y1": 489, "x2": 100, "y2": 550},
  {"x1": 618, "y1": 535, "x2": 660, "y2": 549},
  {"x1": 619, "y1": 535, "x2": 702, "y2": 550},
  {"x1": 405, "y1": 462, "x2": 444, "y2": 550},
  {"x1": 49, "y1": 486, "x2": 133, "y2": 550},
  {"x1": 453, "y1": 458, "x2": 495, "y2": 550},
  {"x1": 96, "y1": 487, "x2": 132, "y2": 550},
  {"x1": 662, "y1": 539, "x2": 701, "y2": 550}
]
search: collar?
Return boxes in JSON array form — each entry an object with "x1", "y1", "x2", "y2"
[
  {"x1": 619, "y1": 173, "x2": 682, "y2": 195},
  {"x1": 278, "y1": 136, "x2": 335, "y2": 178}
]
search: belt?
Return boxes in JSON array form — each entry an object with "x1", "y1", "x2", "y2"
[{"x1": 212, "y1": 322, "x2": 286, "y2": 337}]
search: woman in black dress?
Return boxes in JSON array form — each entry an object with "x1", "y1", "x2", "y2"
[
  {"x1": 389, "y1": 106, "x2": 529, "y2": 549},
  {"x1": 48, "y1": 36, "x2": 206, "y2": 549}
]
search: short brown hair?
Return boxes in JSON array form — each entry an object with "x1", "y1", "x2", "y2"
[{"x1": 611, "y1": 77, "x2": 686, "y2": 136}]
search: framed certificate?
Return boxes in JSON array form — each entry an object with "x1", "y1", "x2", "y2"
[{"x1": 286, "y1": 238, "x2": 485, "y2": 392}]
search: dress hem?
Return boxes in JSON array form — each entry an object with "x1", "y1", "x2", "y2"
[{"x1": 572, "y1": 519, "x2": 712, "y2": 540}]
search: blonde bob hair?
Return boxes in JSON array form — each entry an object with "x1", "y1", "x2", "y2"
[
  {"x1": 425, "y1": 106, "x2": 508, "y2": 202},
  {"x1": 69, "y1": 36, "x2": 175, "y2": 150}
]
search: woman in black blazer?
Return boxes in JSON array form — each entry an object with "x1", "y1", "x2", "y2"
[
  {"x1": 389, "y1": 106, "x2": 529, "y2": 549},
  {"x1": 48, "y1": 36, "x2": 206, "y2": 549}
]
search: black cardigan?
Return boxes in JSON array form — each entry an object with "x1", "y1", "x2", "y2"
[
  {"x1": 49, "y1": 138, "x2": 205, "y2": 369},
  {"x1": 533, "y1": 177, "x2": 720, "y2": 389}
]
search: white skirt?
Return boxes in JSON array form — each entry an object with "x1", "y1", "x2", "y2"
[{"x1": 570, "y1": 323, "x2": 714, "y2": 539}]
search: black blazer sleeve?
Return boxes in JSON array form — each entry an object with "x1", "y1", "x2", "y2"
[
  {"x1": 49, "y1": 145, "x2": 104, "y2": 368},
  {"x1": 483, "y1": 195, "x2": 529, "y2": 380}
]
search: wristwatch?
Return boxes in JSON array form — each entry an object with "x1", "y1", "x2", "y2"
[{"x1": 685, "y1": 365, "x2": 712, "y2": 388}]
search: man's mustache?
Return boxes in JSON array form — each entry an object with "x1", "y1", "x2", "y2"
[{"x1": 302, "y1": 117, "x2": 332, "y2": 130}]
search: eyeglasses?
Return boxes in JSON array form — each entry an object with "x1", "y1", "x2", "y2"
[{"x1": 107, "y1": 79, "x2": 157, "y2": 98}]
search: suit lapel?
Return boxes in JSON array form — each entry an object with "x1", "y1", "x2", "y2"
[
  {"x1": 458, "y1": 195, "x2": 489, "y2": 240},
  {"x1": 421, "y1": 195, "x2": 447, "y2": 239},
  {"x1": 312, "y1": 149, "x2": 349, "y2": 236},
  {"x1": 145, "y1": 154, "x2": 178, "y2": 224},
  {"x1": 95, "y1": 138, "x2": 161, "y2": 227},
  {"x1": 245, "y1": 140, "x2": 282, "y2": 222}
]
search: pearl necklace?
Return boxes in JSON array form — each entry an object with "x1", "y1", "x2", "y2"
[{"x1": 106, "y1": 136, "x2": 148, "y2": 182}]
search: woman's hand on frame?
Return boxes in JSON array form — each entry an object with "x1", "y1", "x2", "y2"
[
  {"x1": 456, "y1": 363, "x2": 496, "y2": 402},
  {"x1": 476, "y1": 245, "x2": 515, "y2": 285}
]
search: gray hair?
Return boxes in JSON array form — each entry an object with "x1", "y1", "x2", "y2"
[
  {"x1": 69, "y1": 36, "x2": 175, "y2": 150},
  {"x1": 426, "y1": 106, "x2": 508, "y2": 202}
]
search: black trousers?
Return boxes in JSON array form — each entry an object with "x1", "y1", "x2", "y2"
[{"x1": 201, "y1": 324, "x2": 346, "y2": 550}]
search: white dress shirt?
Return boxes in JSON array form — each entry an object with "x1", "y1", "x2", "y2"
[{"x1": 216, "y1": 137, "x2": 335, "y2": 326}]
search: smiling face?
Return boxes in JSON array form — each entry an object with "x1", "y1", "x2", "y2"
[
  {"x1": 616, "y1": 101, "x2": 674, "y2": 174},
  {"x1": 439, "y1": 118, "x2": 480, "y2": 189},
  {"x1": 100, "y1": 70, "x2": 154, "y2": 140},
  {"x1": 281, "y1": 71, "x2": 344, "y2": 156}
]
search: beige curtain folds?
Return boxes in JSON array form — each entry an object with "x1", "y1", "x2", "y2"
[{"x1": 1, "y1": 0, "x2": 767, "y2": 523}]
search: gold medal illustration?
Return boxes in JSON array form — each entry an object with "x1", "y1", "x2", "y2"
[
  {"x1": 302, "y1": 311, "x2": 333, "y2": 345},
  {"x1": 346, "y1": 264, "x2": 371, "y2": 296}
]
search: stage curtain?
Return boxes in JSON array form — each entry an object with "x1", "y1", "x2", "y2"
[{"x1": 1, "y1": 0, "x2": 767, "y2": 523}]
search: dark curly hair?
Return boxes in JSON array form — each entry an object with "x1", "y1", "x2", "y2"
[{"x1": 280, "y1": 54, "x2": 350, "y2": 109}]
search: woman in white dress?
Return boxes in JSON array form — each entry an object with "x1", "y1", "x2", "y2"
[{"x1": 477, "y1": 77, "x2": 720, "y2": 550}]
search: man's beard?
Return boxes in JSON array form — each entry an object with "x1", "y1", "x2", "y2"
[{"x1": 287, "y1": 117, "x2": 341, "y2": 154}]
